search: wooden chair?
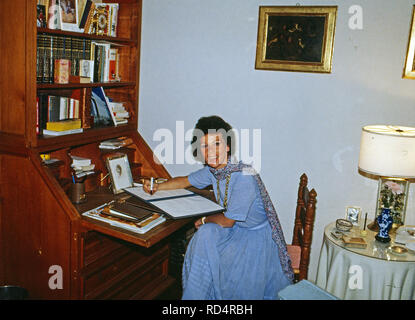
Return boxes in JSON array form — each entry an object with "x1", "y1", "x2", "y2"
[{"x1": 287, "y1": 173, "x2": 317, "y2": 282}]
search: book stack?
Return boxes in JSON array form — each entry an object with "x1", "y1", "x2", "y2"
[
  {"x1": 82, "y1": 200, "x2": 166, "y2": 235},
  {"x1": 71, "y1": 155, "x2": 95, "y2": 179},
  {"x1": 108, "y1": 101, "x2": 129, "y2": 125},
  {"x1": 44, "y1": 118, "x2": 82, "y2": 136},
  {"x1": 99, "y1": 136, "x2": 133, "y2": 150}
]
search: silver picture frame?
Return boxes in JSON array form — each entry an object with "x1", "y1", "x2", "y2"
[{"x1": 106, "y1": 153, "x2": 134, "y2": 194}]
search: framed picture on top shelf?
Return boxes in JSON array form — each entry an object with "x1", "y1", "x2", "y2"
[
  {"x1": 59, "y1": 0, "x2": 82, "y2": 32},
  {"x1": 403, "y1": 6, "x2": 415, "y2": 79},
  {"x1": 255, "y1": 6, "x2": 337, "y2": 73}
]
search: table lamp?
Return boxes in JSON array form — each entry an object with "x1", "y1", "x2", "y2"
[{"x1": 358, "y1": 125, "x2": 415, "y2": 236}]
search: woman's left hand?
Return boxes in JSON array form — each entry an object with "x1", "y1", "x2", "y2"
[{"x1": 194, "y1": 217, "x2": 204, "y2": 229}]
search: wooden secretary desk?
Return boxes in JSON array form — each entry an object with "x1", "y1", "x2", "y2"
[{"x1": 0, "y1": 0, "x2": 193, "y2": 299}]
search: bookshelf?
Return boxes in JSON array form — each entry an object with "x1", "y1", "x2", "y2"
[{"x1": 0, "y1": 0, "x2": 191, "y2": 299}]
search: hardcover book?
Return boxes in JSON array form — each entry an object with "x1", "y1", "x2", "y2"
[
  {"x1": 46, "y1": 119, "x2": 81, "y2": 131},
  {"x1": 54, "y1": 59, "x2": 71, "y2": 84}
]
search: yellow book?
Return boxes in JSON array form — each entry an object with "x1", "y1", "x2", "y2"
[{"x1": 46, "y1": 119, "x2": 81, "y2": 131}]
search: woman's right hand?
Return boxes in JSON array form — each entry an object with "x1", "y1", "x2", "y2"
[{"x1": 143, "y1": 179, "x2": 159, "y2": 195}]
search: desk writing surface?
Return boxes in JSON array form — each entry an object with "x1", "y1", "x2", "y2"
[
  {"x1": 124, "y1": 186, "x2": 223, "y2": 219},
  {"x1": 75, "y1": 187, "x2": 194, "y2": 248}
]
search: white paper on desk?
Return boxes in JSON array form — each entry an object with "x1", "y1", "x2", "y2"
[
  {"x1": 124, "y1": 186, "x2": 193, "y2": 201},
  {"x1": 123, "y1": 186, "x2": 224, "y2": 219}
]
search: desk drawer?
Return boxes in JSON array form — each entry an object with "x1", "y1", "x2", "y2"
[{"x1": 81, "y1": 232, "x2": 170, "y2": 299}]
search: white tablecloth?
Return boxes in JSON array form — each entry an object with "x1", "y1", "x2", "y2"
[{"x1": 316, "y1": 222, "x2": 415, "y2": 300}]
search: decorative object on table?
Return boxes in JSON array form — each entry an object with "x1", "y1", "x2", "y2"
[
  {"x1": 341, "y1": 235, "x2": 367, "y2": 248},
  {"x1": 389, "y1": 245, "x2": 408, "y2": 256},
  {"x1": 358, "y1": 125, "x2": 415, "y2": 233},
  {"x1": 330, "y1": 230, "x2": 343, "y2": 240},
  {"x1": 105, "y1": 153, "x2": 134, "y2": 194},
  {"x1": 345, "y1": 206, "x2": 361, "y2": 226},
  {"x1": 375, "y1": 207, "x2": 393, "y2": 243},
  {"x1": 360, "y1": 212, "x2": 368, "y2": 236},
  {"x1": 255, "y1": 6, "x2": 337, "y2": 73},
  {"x1": 336, "y1": 219, "x2": 353, "y2": 232},
  {"x1": 403, "y1": 6, "x2": 415, "y2": 79}
]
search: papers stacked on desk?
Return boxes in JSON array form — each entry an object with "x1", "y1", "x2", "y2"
[
  {"x1": 123, "y1": 186, "x2": 224, "y2": 219},
  {"x1": 70, "y1": 155, "x2": 95, "y2": 179},
  {"x1": 82, "y1": 202, "x2": 166, "y2": 234}
]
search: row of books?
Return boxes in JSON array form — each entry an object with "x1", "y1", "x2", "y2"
[
  {"x1": 37, "y1": 35, "x2": 91, "y2": 82},
  {"x1": 37, "y1": 87, "x2": 129, "y2": 136},
  {"x1": 37, "y1": 94, "x2": 82, "y2": 135},
  {"x1": 37, "y1": 34, "x2": 120, "y2": 84},
  {"x1": 37, "y1": 1, "x2": 119, "y2": 37}
]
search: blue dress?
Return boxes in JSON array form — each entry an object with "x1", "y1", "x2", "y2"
[{"x1": 182, "y1": 165, "x2": 291, "y2": 300}]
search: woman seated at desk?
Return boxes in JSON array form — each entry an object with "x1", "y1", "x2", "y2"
[{"x1": 143, "y1": 115, "x2": 293, "y2": 299}]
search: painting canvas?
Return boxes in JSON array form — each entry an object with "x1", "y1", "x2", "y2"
[
  {"x1": 255, "y1": 6, "x2": 337, "y2": 73},
  {"x1": 403, "y1": 6, "x2": 415, "y2": 79}
]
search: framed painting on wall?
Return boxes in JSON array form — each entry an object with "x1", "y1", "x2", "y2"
[
  {"x1": 403, "y1": 6, "x2": 415, "y2": 79},
  {"x1": 255, "y1": 6, "x2": 337, "y2": 73}
]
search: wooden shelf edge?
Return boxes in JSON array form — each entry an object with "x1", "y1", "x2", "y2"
[
  {"x1": 32, "y1": 124, "x2": 137, "y2": 151},
  {"x1": 37, "y1": 27, "x2": 137, "y2": 45},
  {"x1": 36, "y1": 81, "x2": 136, "y2": 90}
]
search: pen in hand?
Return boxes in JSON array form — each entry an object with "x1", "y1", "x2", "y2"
[{"x1": 150, "y1": 177, "x2": 154, "y2": 195}]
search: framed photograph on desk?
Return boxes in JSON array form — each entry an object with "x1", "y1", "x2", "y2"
[{"x1": 106, "y1": 154, "x2": 134, "y2": 194}]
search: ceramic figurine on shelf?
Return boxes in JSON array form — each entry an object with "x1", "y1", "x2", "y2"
[{"x1": 375, "y1": 208, "x2": 393, "y2": 243}]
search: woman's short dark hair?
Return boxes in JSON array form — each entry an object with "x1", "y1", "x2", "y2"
[{"x1": 191, "y1": 115, "x2": 235, "y2": 160}]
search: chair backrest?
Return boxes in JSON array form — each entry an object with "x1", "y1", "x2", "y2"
[{"x1": 291, "y1": 173, "x2": 317, "y2": 281}]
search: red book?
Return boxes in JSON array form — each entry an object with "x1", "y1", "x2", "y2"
[{"x1": 108, "y1": 48, "x2": 118, "y2": 81}]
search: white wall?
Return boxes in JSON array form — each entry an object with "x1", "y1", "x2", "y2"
[{"x1": 138, "y1": 0, "x2": 415, "y2": 282}]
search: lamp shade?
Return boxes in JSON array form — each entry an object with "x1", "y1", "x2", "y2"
[{"x1": 358, "y1": 125, "x2": 415, "y2": 178}]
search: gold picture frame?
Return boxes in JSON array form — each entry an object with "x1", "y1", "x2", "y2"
[
  {"x1": 255, "y1": 6, "x2": 337, "y2": 73},
  {"x1": 403, "y1": 6, "x2": 415, "y2": 79}
]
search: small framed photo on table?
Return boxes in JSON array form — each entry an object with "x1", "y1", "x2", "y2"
[
  {"x1": 106, "y1": 154, "x2": 134, "y2": 194},
  {"x1": 345, "y1": 206, "x2": 362, "y2": 226}
]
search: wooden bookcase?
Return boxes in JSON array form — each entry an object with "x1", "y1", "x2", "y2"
[{"x1": 0, "y1": 0, "x2": 192, "y2": 299}]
